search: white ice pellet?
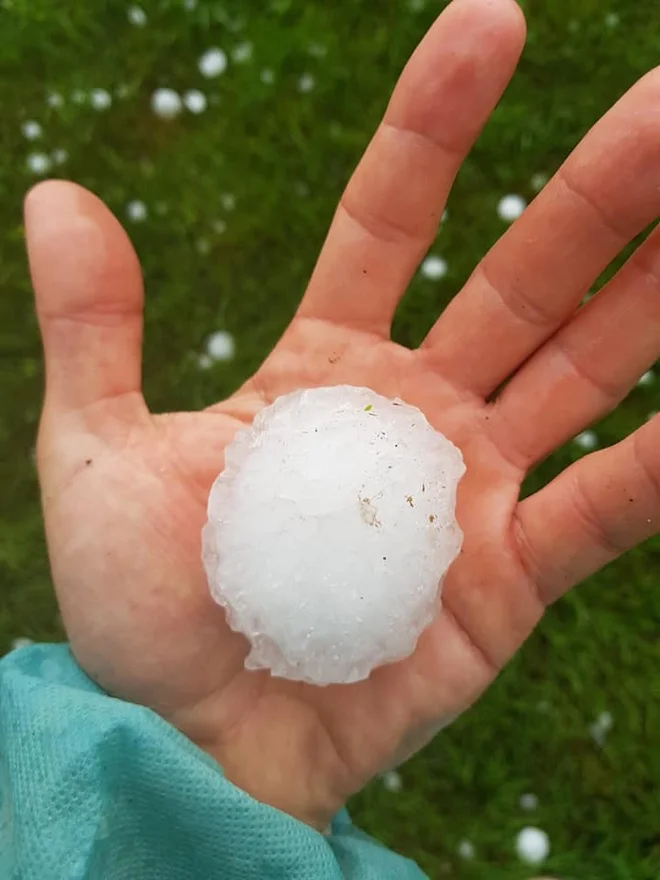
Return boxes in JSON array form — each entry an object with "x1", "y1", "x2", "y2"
[
  {"x1": 420, "y1": 255, "x2": 448, "y2": 280},
  {"x1": 90, "y1": 88, "x2": 112, "y2": 110},
  {"x1": 206, "y1": 331, "x2": 235, "y2": 361},
  {"x1": 457, "y1": 840, "x2": 475, "y2": 860},
  {"x1": 382, "y1": 770, "x2": 403, "y2": 792},
  {"x1": 199, "y1": 47, "x2": 228, "y2": 78},
  {"x1": 46, "y1": 91, "x2": 64, "y2": 108},
  {"x1": 297, "y1": 72, "x2": 316, "y2": 93},
  {"x1": 126, "y1": 200, "x2": 148, "y2": 222},
  {"x1": 202, "y1": 386, "x2": 465, "y2": 685},
  {"x1": 307, "y1": 42, "x2": 327, "y2": 58},
  {"x1": 531, "y1": 172, "x2": 549, "y2": 192},
  {"x1": 637, "y1": 369, "x2": 655, "y2": 387},
  {"x1": 605, "y1": 12, "x2": 620, "y2": 28},
  {"x1": 497, "y1": 194, "x2": 527, "y2": 222},
  {"x1": 183, "y1": 89, "x2": 207, "y2": 114},
  {"x1": 260, "y1": 68, "x2": 275, "y2": 85},
  {"x1": 26, "y1": 152, "x2": 52, "y2": 175},
  {"x1": 232, "y1": 41, "x2": 253, "y2": 63},
  {"x1": 574, "y1": 430, "x2": 598, "y2": 451},
  {"x1": 520, "y1": 793, "x2": 539, "y2": 811},
  {"x1": 11, "y1": 637, "x2": 34, "y2": 651},
  {"x1": 127, "y1": 5, "x2": 147, "y2": 26},
  {"x1": 52, "y1": 148, "x2": 69, "y2": 165},
  {"x1": 590, "y1": 710, "x2": 613, "y2": 746},
  {"x1": 22, "y1": 120, "x2": 42, "y2": 140},
  {"x1": 151, "y1": 88, "x2": 183, "y2": 119},
  {"x1": 197, "y1": 353, "x2": 213, "y2": 370},
  {"x1": 220, "y1": 193, "x2": 236, "y2": 211},
  {"x1": 515, "y1": 827, "x2": 550, "y2": 864}
]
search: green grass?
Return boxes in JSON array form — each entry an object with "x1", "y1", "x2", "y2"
[{"x1": 1, "y1": 1, "x2": 659, "y2": 877}]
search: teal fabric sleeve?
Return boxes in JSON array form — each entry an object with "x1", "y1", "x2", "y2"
[{"x1": 0, "y1": 645, "x2": 427, "y2": 879}]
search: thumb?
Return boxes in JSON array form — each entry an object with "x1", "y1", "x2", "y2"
[{"x1": 25, "y1": 180, "x2": 147, "y2": 419}]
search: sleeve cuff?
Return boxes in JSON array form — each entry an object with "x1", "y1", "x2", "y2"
[{"x1": 0, "y1": 644, "x2": 426, "y2": 879}]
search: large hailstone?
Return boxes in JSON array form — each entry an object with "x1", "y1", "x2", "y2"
[{"x1": 202, "y1": 386, "x2": 465, "y2": 685}]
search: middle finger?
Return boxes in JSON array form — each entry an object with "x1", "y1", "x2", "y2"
[{"x1": 422, "y1": 68, "x2": 660, "y2": 397}]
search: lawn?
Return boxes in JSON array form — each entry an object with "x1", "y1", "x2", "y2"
[{"x1": 1, "y1": 1, "x2": 659, "y2": 878}]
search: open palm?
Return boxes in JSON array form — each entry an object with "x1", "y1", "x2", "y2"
[{"x1": 28, "y1": 0, "x2": 660, "y2": 831}]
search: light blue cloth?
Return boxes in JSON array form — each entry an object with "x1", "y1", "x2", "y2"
[{"x1": 0, "y1": 645, "x2": 427, "y2": 879}]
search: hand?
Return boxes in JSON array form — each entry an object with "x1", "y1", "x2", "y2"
[{"x1": 28, "y1": 0, "x2": 660, "y2": 831}]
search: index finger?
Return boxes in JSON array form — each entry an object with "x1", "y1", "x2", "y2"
[{"x1": 297, "y1": 0, "x2": 526, "y2": 336}]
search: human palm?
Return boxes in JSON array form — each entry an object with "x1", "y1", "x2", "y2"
[{"x1": 28, "y1": 0, "x2": 660, "y2": 831}]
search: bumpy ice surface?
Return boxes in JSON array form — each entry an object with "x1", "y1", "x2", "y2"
[{"x1": 202, "y1": 386, "x2": 465, "y2": 685}]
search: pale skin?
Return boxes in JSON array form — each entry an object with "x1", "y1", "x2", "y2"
[{"x1": 27, "y1": 0, "x2": 660, "y2": 833}]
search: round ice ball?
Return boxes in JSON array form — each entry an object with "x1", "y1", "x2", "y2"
[
  {"x1": 202, "y1": 385, "x2": 465, "y2": 685},
  {"x1": 515, "y1": 827, "x2": 550, "y2": 865}
]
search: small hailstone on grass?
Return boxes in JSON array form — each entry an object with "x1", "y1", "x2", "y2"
[
  {"x1": 199, "y1": 47, "x2": 228, "y2": 78},
  {"x1": 27, "y1": 153, "x2": 52, "y2": 175},
  {"x1": 183, "y1": 89, "x2": 207, "y2": 114},
  {"x1": 515, "y1": 827, "x2": 550, "y2": 865},
  {"x1": 202, "y1": 386, "x2": 465, "y2": 685},
  {"x1": 183, "y1": 0, "x2": 197, "y2": 8},
  {"x1": 531, "y1": 172, "x2": 549, "y2": 192},
  {"x1": 590, "y1": 710, "x2": 613, "y2": 746},
  {"x1": 127, "y1": 5, "x2": 147, "y2": 26},
  {"x1": 307, "y1": 42, "x2": 327, "y2": 58},
  {"x1": 297, "y1": 72, "x2": 316, "y2": 93},
  {"x1": 637, "y1": 369, "x2": 655, "y2": 387},
  {"x1": 126, "y1": 200, "x2": 148, "y2": 222},
  {"x1": 206, "y1": 331, "x2": 235, "y2": 362},
  {"x1": 52, "y1": 148, "x2": 68, "y2": 165},
  {"x1": 151, "y1": 88, "x2": 183, "y2": 119},
  {"x1": 46, "y1": 91, "x2": 64, "y2": 108},
  {"x1": 382, "y1": 770, "x2": 403, "y2": 792},
  {"x1": 497, "y1": 194, "x2": 527, "y2": 222},
  {"x1": 605, "y1": 12, "x2": 620, "y2": 27},
  {"x1": 260, "y1": 68, "x2": 275, "y2": 85},
  {"x1": 221, "y1": 193, "x2": 236, "y2": 211},
  {"x1": 520, "y1": 793, "x2": 539, "y2": 811},
  {"x1": 22, "y1": 120, "x2": 43, "y2": 140},
  {"x1": 574, "y1": 430, "x2": 598, "y2": 451},
  {"x1": 11, "y1": 637, "x2": 34, "y2": 651},
  {"x1": 197, "y1": 353, "x2": 213, "y2": 370},
  {"x1": 232, "y1": 41, "x2": 253, "y2": 63},
  {"x1": 457, "y1": 840, "x2": 475, "y2": 860},
  {"x1": 90, "y1": 88, "x2": 112, "y2": 110},
  {"x1": 420, "y1": 255, "x2": 447, "y2": 280},
  {"x1": 212, "y1": 219, "x2": 227, "y2": 235}
]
